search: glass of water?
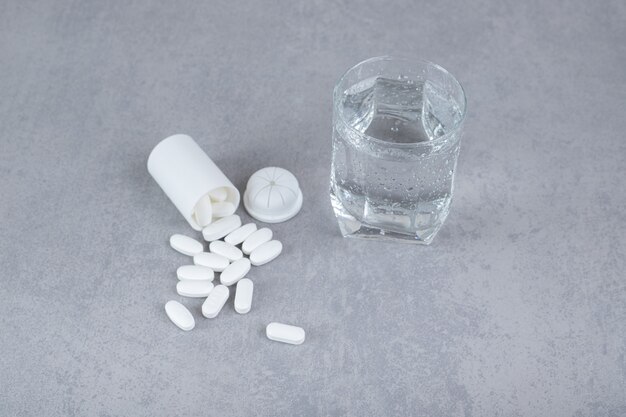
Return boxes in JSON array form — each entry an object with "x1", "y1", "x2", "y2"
[{"x1": 330, "y1": 56, "x2": 467, "y2": 244}]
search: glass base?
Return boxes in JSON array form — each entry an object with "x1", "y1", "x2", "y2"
[{"x1": 331, "y1": 193, "x2": 442, "y2": 245}]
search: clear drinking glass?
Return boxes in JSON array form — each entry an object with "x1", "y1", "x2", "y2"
[{"x1": 330, "y1": 56, "x2": 467, "y2": 244}]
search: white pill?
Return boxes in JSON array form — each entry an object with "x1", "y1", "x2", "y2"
[
  {"x1": 209, "y1": 187, "x2": 228, "y2": 202},
  {"x1": 242, "y1": 227, "x2": 273, "y2": 255},
  {"x1": 212, "y1": 201, "x2": 236, "y2": 218},
  {"x1": 249, "y1": 240, "x2": 282, "y2": 266},
  {"x1": 165, "y1": 300, "x2": 195, "y2": 331},
  {"x1": 209, "y1": 240, "x2": 243, "y2": 262},
  {"x1": 202, "y1": 285, "x2": 229, "y2": 318},
  {"x1": 169, "y1": 234, "x2": 204, "y2": 256},
  {"x1": 194, "y1": 195, "x2": 213, "y2": 227},
  {"x1": 176, "y1": 280, "x2": 214, "y2": 298},
  {"x1": 193, "y1": 252, "x2": 230, "y2": 272},
  {"x1": 266, "y1": 322, "x2": 305, "y2": 345},
  {"x1": 220, "y1": 258, "x2": 251, "y2": 286},
  {"x1": 202, "y1": 215, "x2": 241, "y2": 241},
  {"x1": 176, "y1": 265, "x2": 214, "y2": 281},
  {"x1": 234, "y1": 278, "x2": 253, "y2": 314},
  {"x1": 224, "y1": 223, "x2": 257, "y2": 246}
]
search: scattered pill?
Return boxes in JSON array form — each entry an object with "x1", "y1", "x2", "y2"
[
  {"x1": 193, "y1": 252, "x2": 230, "y2": 272},
  {"x1": 250, "y1": 240, "x2": 282, "y2": 266},
  {"x1": 234, "y1": 278, "x2": 253, "y2": 314},
  {"x1": 165, "y1": 300, "x2": 195, "y2": 331},
  {"x1": 202, "y1": 215, "x2": 241, "y2": 241},
  {"x1": 242, "y1": 227, "x2": 273, "y2": 255},
  {"x1": 220, "y1": 258, "x2": 251, "y2": 286},
  {"x1": 202, "y1": 285, "x2": 229, "y2": 318},
  {"x1": 266, "y1": 322, "x2": 305, "y2": 345},
  {"x1": 176, "y1": 265, "x2": 214, "y2": 281},
  {"x1": 176, "y1": 280, "x2": 214, "y2": 298},
  {"x1": 209, "y1": 187, "x2": 228, "y2": 202},
  {"x1": 169, "y1": 234, "x2": 204, "y2": 256},
  {"x1": 209, "y1": 240, "x2": 243, "y2": 262},
  {"x1": 212, "y1": 201, "x2": 236, "y2": 218},
  {"x1": 224, "y1": 223, "x2": 257, "y2": 246},
  {"x1": 194, "y1": 195, "x2": 213, "y2": 227}
]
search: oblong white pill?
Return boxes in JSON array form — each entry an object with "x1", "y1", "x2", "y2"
[
  {"x1": 202, "y1": 215, "x2": 241, "y2": 241},
  {"x1": 224, "y1": 223, "x2": 257, "y2": 246},
  {"x1": 165, "y1": 300, "x2": 195, "y2": 331},
  {"x1": 209, "y1": 187, "x2": 228, "y2": 202},
  {"x1": 242, "y1": 227, "x2": 273, "y2": 255},
  {"x1": 202, "y1": 285, "x2": 229, "y2": 318},
  {"x1": 234, "y1": 278, "x2": 253, "y2": 314},
  {"x1": 169, "y1": 234, "x2": 204, "y2": 256},
  {"x1": 194, "y1": 195, "x2": 213, "y2": 227},
  {"x1": 209, "y1": 240, "x2": 243, "y2": 262},
  {"x1": 193, "y1": 252, "x2": 230, "y2": 272},
  {"x1": 266, "y1": 322, "x2": 305, "y2": 345},
  {"x1": 212, "y1": 201, "x2": 236, "y2": 218},
  {"x1": 220, "y1": 258, "x2": 251, "y2": 286},
  {"x1": 177, "y1": 265, "x2": 214, "y2": 281},
  {"x1": 249, "y1": 240, "x2": 282, "y2": 266},
  {"x1": 176, "y1": 280, "x2": 214, "y2": 297}
]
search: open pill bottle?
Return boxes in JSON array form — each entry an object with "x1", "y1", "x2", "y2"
[{"x1": 148, "y1": 134, "x2": 240, "y2": 230}]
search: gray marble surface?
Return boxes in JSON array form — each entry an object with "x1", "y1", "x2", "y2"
[{"x1": 1, "y1": 1, "x2": 625, "y2": 416}]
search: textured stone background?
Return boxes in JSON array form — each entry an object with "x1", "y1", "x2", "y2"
[{"x1": 1, "y1": 0, "x2": 625, "y2": 416}]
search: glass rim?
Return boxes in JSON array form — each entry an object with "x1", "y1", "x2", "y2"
[{"x1": 333, "y1": 56, "x2": 467, "y2": 149}]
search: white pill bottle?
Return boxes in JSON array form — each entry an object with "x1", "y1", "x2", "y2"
[{"x1": 148, "y1": 134, "x2": 240, "y2": 230}]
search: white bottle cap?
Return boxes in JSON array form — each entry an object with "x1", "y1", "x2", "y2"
[
  {"x1": 243, "y1": 167, "x2": 302, "y2": 223},
  {"x1": 147, "y1": 134, "x2": 240, "y2": 230}
]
